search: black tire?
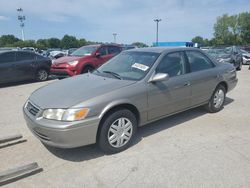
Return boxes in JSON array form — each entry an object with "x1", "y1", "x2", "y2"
[
  {"x1": 81, "y1": 66, "x2": 94, "y2": 74},
  {"x1": 205, "y1": 85, "x2": 226, "y2": 113},
  {"x1": 35, "y1": 69, "x2": 49, "y2": 81},
  {"x1": 98, "y1": 109, "x2": 137, "y2": 154}
]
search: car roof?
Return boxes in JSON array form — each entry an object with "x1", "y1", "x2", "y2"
[
  {"x1": 0, "y1": 50, "x2": 37, "y2": 54},
  {"x1": 79, "y1": 44, "x2": 121, "y2": 48},
  {"x1": 127, "y1": 47, "x2": 199, "y2": 53}
]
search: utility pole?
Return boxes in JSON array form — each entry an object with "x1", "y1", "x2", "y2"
[
  {"x1": 154, "y1": 19, "x2": 162, "y2": 46},
  {"x1": 17, "y1": 8, "x2": 25, "y2": 41},
  {"x1": 113, "y1": 33, "x2": 117, "y2": 43}
]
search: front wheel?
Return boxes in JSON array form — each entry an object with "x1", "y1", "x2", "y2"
[
  {"x1": 205, "y1": 85, "x2": 226, "y2": 113},
  {"x1": 81, "y1": 66, "x2": 94, "y2": 74},
  {"x1": 98, "y1": 109, "x2": 137, "y2": 154},
  {"x1": 36, "y1": 69, "x2": 49, "y2": 81}
]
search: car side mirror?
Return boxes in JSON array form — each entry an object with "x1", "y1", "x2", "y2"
[
  {"x1": 95, "y1": 53, "x2": 101, "y2": 58},
  {"x1": 149, "y1": 73, "x2": 169, "y2": 83}
]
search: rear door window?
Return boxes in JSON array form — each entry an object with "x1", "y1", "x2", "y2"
[
  {"x1": 16, "y1": 52, "x2": 35, "y2": 61},
  {"x1": 0, "y1": 52, "x2": 15, "y2": 63},
  {"x1": 186, "y1": 51, "x2": 214, "y2": 72},
  {"x1": 98, "y1": 47, "x2": 108, "y2": 56},
  {"x1": 108, "y1": 46, "x2": 121, "y2": 55}
]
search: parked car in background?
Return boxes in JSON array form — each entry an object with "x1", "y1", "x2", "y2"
[
  {"x1": 0, "y1": 47, "x2": 19, "y2": 51},
  {"x1": 242, "y1": 45, "x2": 250, "y2": 53},
  {"x1": 43, "y1": 48, "x2": 61, "y2": 57},
  {"x1": 22, "y1": 47, "x2": 36, "y2": 52},
  {"x1": 23, "y1": 47, "x2": 237, "y2": 153},
  {"x1": 207, "y1": 46, "x2": 242, "y2": 70},
  {"x1": 122, "y1": 45, "x2": 137, "y2": 51},
  {"x1": 50, "y1": 44, "x2": 122, "y2": 78},
  {"x1": 0, "y1": 50, "x2": 51, "y2": 84},
  {"x1": 240, "y1": 49, "x2": 250, "y2": 65},
  {"x1": 49, "y1": 50, "x2": 67, "y2": 59},
  {"x1": 67, "y1": 48, "x2": 78, "y2": 55},
  {"x1": 200, "y1": 47, "x2": 211, "y2": 52}
]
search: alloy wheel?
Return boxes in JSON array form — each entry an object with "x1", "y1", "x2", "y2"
[
  {"x1": 108, "y1": 117, "x2": 133, "y2": 148},
  {"x1": 37, "y1": 70, "x2": 48, "y2": 81},
  {"x1": 213, "y1": 89, "x2": 225, "y2": 108}
]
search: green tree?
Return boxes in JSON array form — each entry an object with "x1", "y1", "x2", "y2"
[
  {"x1": 214, "y1": 14, "x2": 233, "y2": 45},
  {"x1": 47, "y1": 38, "x2": 61, "y2": 48},
  {"x1": 36, "y1": 39, "x2": 48, "y2": 49},
  {"x1": 78, "y1": 38, "x2": 87, "y2": 47},
  {"x1": 11, "y1": 40, "x2": 36, "y2": 48},
  {"x1": 132, "y1": 42, "x2": 148, "y2": 48},
  {"x1": 191, "y1": 36, "x2": 205, "y2": 46},
  {"x1": 0, "y1": 35, "x2": 20, "y2": 47},
  {"x1": 238, "y1": 12, "x2": 250, "y2": 44},
  {"x1": 61, "y1": 35, "x2": 78, "y2": 49}
]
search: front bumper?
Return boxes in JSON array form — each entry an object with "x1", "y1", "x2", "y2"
[
  {"x1": 23, "y1": 106, "x2": 100, "y2": 148},
  {"x1": 50, "y1": 66, "x2": 78, "y2": 77},
  {"x1": 243, "y1": 57, "x2": 250, "y2": 65}
]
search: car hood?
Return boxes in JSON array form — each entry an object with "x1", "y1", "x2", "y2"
[
  {"x1": 54, "y1": 56, "x2": 82, "y2": 64},
  {"x1": 29, "y1": 74, "x2": 136, "y2": 109}
]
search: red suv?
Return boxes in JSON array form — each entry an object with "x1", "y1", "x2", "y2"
[{"x1": 50, "y1": 44, "x2": 122, "y2": 77}]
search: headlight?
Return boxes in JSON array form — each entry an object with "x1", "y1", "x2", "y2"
[
  {"x1": 68, "y1": 60, "x2": 78, "y2": 66},
  {"x1": 42, "y1": 108, "x2": 89, "y2": 121},
  {"x1": 219, "y1": 58, "x2": 231, "y2": 63}
]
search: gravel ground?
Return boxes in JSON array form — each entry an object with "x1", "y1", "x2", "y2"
[{"x1": 0, "y1": 66, "x2": 250, "y2": 188}]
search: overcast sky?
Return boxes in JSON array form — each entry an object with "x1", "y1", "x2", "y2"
[{"x1": 0, "y1": 0, "x2": 249, "y2": 45}]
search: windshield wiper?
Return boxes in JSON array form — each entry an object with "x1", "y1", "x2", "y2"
[{"x1": 102, "y1": 71, "x2": 122, "y2": 80}]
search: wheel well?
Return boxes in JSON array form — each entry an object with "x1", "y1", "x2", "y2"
[
  {"x1": 96, "y1": 104, "x2": 140, "y2": 141},
  {"x1": 36, "y1": 67, "x2": 49, "y2": 74},
  {"x1": 81, "y1": 64, "x2": 95, "y2": 73},
  {"x1": 218, "y1": 81, "x2": 228, "y2": 92}
]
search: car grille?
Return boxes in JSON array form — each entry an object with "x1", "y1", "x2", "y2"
[{"x1": 25, "y1": 101, "x2": 40, "y2": 117}]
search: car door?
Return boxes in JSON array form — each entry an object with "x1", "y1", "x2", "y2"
[
  {"x1": 185, "y1": 50, "x2": 218, "y2": 106},
  {"x1": 147, "y1": 51, "x2": 191, "y2": 120},
  {"x1": 15, "y1": 51, "x2": 36, "y2": 80},
  {"x1": 0, "y1": 51, "x2": 16, "y2": 83},
  {"x1": 95, "y1": 47, "x2": 111, "y2": 67}
]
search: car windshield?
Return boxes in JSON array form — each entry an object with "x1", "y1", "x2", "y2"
[
  {"x1": 94, "y1": 51, "x2": 160, "y2": 81},
  {"x1": 71, "y1": 46, "x2": 98, "y2": 56},
  {"x1": 208, "y1": 47, "x2": 232, "y2": 56}
]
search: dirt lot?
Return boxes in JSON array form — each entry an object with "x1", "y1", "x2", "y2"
[{"x1": 0, "y1": 66, "x2": 250, "y2": 188}]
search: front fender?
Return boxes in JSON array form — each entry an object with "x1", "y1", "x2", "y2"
[{"x1": 99, "y1": 99, "x2": 138, "y2": 119}]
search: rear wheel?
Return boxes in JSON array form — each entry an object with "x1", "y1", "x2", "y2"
[
  {"x1": 98, "y1": 109, "x2": 137, "y2": 154},
  {"x1": 205, "y1": 85, "x2": 226, "y2": 113},
  {"x1": 36, "y1": 69, "x2": 48, "y2": 81},
  {"x1": 81, "y1": 66, "x2": 94, "y2": 74}
]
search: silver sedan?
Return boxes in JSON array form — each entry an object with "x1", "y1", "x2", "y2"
[{"x1": 23, "y1": 47, "x2": 238, "y2": 153}]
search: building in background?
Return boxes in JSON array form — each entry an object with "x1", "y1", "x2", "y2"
[{"x1": 153, "y1": 42, "x2": 198, "y2": 47}]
